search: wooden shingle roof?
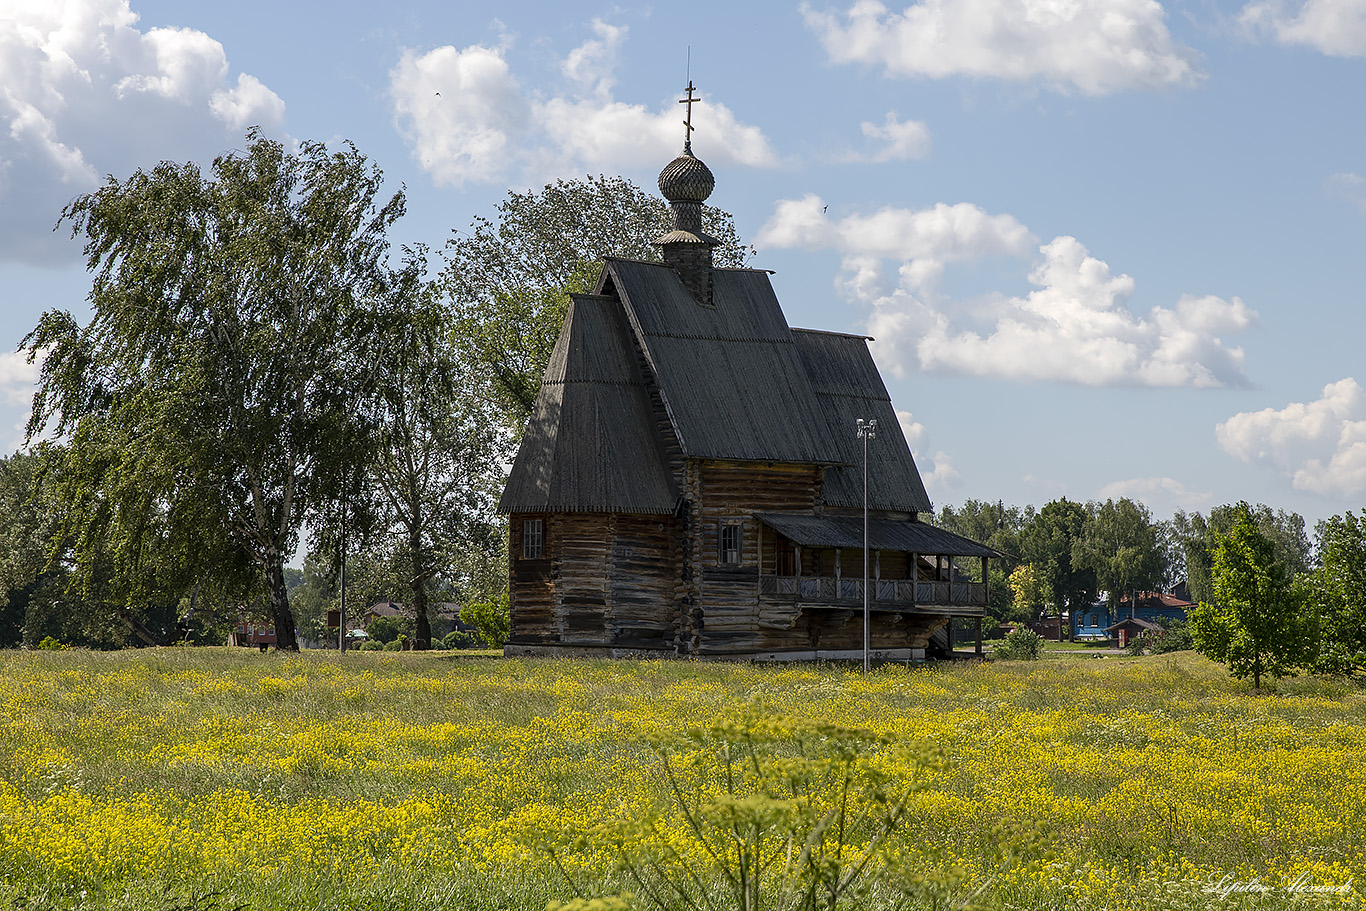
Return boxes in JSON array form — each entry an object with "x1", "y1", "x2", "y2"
[
  {"x1": 503, "y1": 260, "x2": 940, "y2": 517},
  {"x1": 599, "y1": 259, "x2": 847, "y2": 465},
  {"x1": 755, "y1": 513, "x2": 997, "y2": 556},
  {"x1": 792, "y1": 329, "x2": 933, "y2": 514},
  {"x1": 499, "y1": 294, "x2": 678, "y2": 515}
]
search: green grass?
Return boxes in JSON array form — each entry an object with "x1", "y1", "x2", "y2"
[{"x1": 1, "y1": 648, "x2": 1364, "y2": 911}]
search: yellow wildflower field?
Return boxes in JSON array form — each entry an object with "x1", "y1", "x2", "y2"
[{"x1": 0, "y1": 648, "x2": 1363, "y2": 910}]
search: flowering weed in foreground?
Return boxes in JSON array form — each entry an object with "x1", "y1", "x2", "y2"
[{"x1": 536, "y1": 704, "x2": 963, "y2": 911}]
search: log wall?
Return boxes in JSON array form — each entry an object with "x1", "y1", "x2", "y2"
[
  {"x1": 554, "y1": 514, "x2": 613, "y2": 646},
  {"x1": 509, "y1": 458, "x2": 964, "y2": 661},
  {"x1": 611, "y1": 514, "x2": 682, "y2": 650},
  {"x1": 508, "y1": 513, "x2": 554, "y2": 645},
  {"x1": 693, "y1": 461, "x2": 821, "y2": 656},
  {"x1": 508, "y1": 512, "x2": 681, "y2": 652}
]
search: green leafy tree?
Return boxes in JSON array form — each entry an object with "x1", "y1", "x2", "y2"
[
  {"x1": 1302, "y1": 510, "x2": 1366, "y2": 676},
  {"x1": 0, "y1": 453, "x2": 66, "y2": 647},
  {"x1": 460, "y1": 593, "x2": 510, "y2": 650},
  {"x1": 996, "y1": 627, "x2": 1044, "y2": 660},
  {"x1": 1020, "y1": 498, "x2": 1095, "y2": 639},
  {"x1": 437, "y1": 175, "x2": 748, "y2": 427},
  {"x1": 935, "y1": 499, "x2": 1033, "y2": 562},
  {"x1": 365, "y1": 614, "x2": 413, "y2": 645},
  {"x1": 0, "y1": 450, "x2": 201, "y2": 648},
  {"x1": 24, "y1": 130, "x2": 409, "y2": 650},
  {"x1": 1190, "y1": 502, "x2": 1307, "y2": 688},
  {"x1": 1007, "y1": 564, "x2": 1046, "y2": 624},
  {"x1": 365, "y1": 287, "x2": 508, "y2": 649},
  {"x1": 1172, "y1": 504, "x2": 1309, "y2": 605},
  {"x1": 1072, "y1": 498, "x2": 1163, "y2": 621},
  {"x1": 935, "y1": 499, "x2": 1033, "y2": 623},
  {"x1": 285, "y1": 557, "x2": 335, "y2": 645}
]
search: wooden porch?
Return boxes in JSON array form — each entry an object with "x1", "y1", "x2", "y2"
[
  {"x1": 751, "y1": 512, "x2": 996, "y2": 614},
  {"x1": 757, "y1": 574, "x2": 988, "y2": 610}
]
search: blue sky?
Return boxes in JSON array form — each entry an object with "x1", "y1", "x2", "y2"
[{"x1": 2, "y1": 0, "x2": 1365, "y2": 530}]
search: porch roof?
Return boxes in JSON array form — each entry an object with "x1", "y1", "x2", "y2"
[{"x1": 754, "y1": 513, "x2": 998, "y2": 558}]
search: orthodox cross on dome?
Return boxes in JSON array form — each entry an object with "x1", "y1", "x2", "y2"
[{"x1": 679, "y1": 80, "x2": 699, "y2": 151}]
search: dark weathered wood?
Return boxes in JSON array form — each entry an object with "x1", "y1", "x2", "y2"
[
  {"x1": 501, "y1": 241, "x2": 993, "y2": 661},
  {"x1": 612, "y1": 514, "x2": 681, "y2": 649},
  {"x1": 508, "y1": 513, "x2": 555, "y2": 645}
]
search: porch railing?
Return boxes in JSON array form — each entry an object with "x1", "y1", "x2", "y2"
[{"x1": 758, "y1": 575, "x2": 987, "y2": 608}]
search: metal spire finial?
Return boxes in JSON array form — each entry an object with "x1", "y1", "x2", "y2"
[{"x1": 679, "y1": 80, "x2": 699, "y2": 152}]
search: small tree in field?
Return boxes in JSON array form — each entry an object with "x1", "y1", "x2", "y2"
[
  {"x1": 1190, "y1": 502, "x2": 1306, "y2": 688},
  {"x1": 460, "y1": 593, "x2": 510, "y2": 650}
]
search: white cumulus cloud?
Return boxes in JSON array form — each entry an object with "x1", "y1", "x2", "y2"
[
  {"x1": 895, "y1": 409, "x2": 961, "y2": 493},
  {"x1": 1217, "y1": 378, "x2": 1366, "y2": 497},
  {"x1": 758, "y1": 198, "x2": 1255, "y2": 387},
  {"x1": 921, "y1": 449, "x2": 963, "y2": 492},
  {"x1": 0, "y1": 0, "x2": 285, "y2": 265},
  {"x1": 0, "y1": 351, "x2": 38, "y2": 408},
  {"x1": 390, "y1": 22, "x2": 778, "y2": 189},
  {"x1": 210, "y1": 74, "x2": 286, "y2": 132},
  {"x1": 758, "y1": 194, "x2": 1035, "y2": 291},
  {"x1": 839, "y1": 112, "x2": 931, "y2": 163},
  {"x1": 801, "y1": 0, "x2": 1202, "y2": 94},
  {"x1": 390, "y1": 43, "x2": 529, "y2": 187},
  {"x1": 1240, "y1": 0, "x2": 1366, "y2": 55},
  {"x1": 1097, "y1": 476, "x2": 1212, "y2": 510}
]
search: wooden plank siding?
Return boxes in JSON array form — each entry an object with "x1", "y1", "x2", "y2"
[
  {"x1": 554, "y1": 514, "x2": 613, "y2": 646},
  {"x1": 611, "y1": 515, "x2": 681, "y2": 650},
  {"x1": 508, "y1": 513, "x2": 555, "y2": 645},
  {"x1": 692, "y1": 461, "x2": 822, "y2": 655},
  {"x1": 508, "y1": 512, "x2": 681, "y2": 653}
]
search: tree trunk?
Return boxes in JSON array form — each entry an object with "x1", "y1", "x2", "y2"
[
  {"x1": 413, "y1": 582, "x2": 431, "y2": 650},
  {"x1": 117, "y1": 609, "x2": 164, "y2": 647},
  {"x1": 410, "y1": 527, "x2": 430, "y2": 650},
  {"x1": 265, "y1": 548, "x2": 300, "y2": 651}
]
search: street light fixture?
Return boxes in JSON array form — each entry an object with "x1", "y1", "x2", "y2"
[{"x1": 856, "y1": 418, "x2": 877, "y2": 674}]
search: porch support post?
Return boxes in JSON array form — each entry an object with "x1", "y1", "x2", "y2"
[
  {"x1": 910, "y1": 552, "x2": 918, "y2": 607},
  {"x1": 976, "y1": 616, "x2": 983, "y2": 657}
]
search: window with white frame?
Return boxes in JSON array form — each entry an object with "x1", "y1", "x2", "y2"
[
  {"x1": 523, "y1": 518, "x2": 544, "y2": 560},
  {"x1": 720, "y1": 522, "x2": 742, "y2": 565}
]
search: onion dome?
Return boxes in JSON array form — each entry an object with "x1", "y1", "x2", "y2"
[{"x1": 658, "y1": 143, "x2": 715, "y2": 204}]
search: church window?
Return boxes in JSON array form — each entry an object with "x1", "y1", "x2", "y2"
[
  {"x1": 523, "y1": 519, "x2": 544, "y2": 560},
  {"x1": 720, "y1": 523, "x2": 742, "y2": 565}
]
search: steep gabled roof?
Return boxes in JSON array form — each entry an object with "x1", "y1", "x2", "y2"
[
  {"x1": 499, "y1": 294, "x2": 678, "y2": 515},
  {"x1": 598, "y1": 259, "x2": 846, "y2": 464},
  {"x1": 792, "y1": 329, "x2": 933, "y2": 514}
]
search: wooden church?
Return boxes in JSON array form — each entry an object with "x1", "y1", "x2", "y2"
[{"x1": 499, "y1": 100, "x2": 995, "y2": 662}]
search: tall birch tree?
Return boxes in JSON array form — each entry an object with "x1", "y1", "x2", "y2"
[{"x1": 24, "y1": 130, "x2": 407, "y2": 650}]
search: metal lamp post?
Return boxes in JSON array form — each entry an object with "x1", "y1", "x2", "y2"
[{"x1": 856, "y1": 418, "x2": 877, "y2": 673}]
